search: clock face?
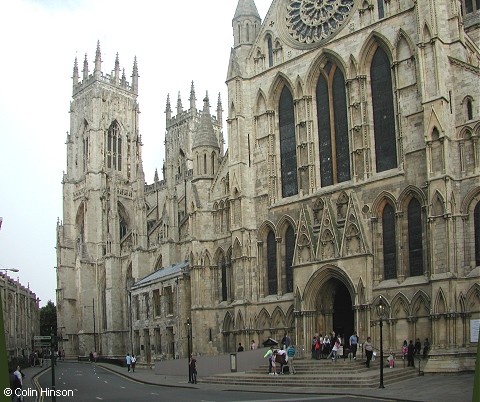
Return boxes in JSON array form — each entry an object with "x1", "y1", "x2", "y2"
[{"x1": 285, "y1": 0, "x2": 355, "y2": 45}]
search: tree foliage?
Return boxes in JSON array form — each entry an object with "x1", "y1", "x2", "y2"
[{"x1": 40, "y1": 300, "x2": 57, "y2": 336}]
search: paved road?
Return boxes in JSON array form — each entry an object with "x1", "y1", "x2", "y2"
[{"x1": 35, "y1": 362, "x2": 394, "y2": 402}]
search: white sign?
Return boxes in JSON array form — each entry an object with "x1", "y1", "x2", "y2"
[{"x1": 471, "y1": 319, "x2": 480, "y2": 343}]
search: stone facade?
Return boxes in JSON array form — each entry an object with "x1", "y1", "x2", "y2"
[
  {"x1": 56, "y1": 1, "x2": 480, "y2": 371},
  {"x1": 1, "y1": 272, "x2": 40, "y2": 358}
]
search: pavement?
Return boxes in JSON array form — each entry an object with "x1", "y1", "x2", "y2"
[{"x1": 18, "y1": 359, "x2": 475, "y2": 402}]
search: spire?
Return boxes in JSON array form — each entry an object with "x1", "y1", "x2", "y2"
[
  {"x1": 165, "y1": 94, "x2": 172, "y2": 120},
  {"x1": 192, "y1": 92, "x2": 220, "y2": 150},
  {"x1": 234, "y1": 0, "x2": 260, "y2": 19},
  {"x1": 189, "y1": 81, "x2": 196, "y2": 112},
  {"x1": 121, "y1": 68, "x2": 126, "y2": 86},
  {"x1": 94, "y1": 40, "x2": 102, "y2": 78},
  {"x1": 176, "y1": 91, "x2": 183, "y2": 114},
  {"x1": 114, "y1": 53, "x2": 120, "y2": 84},
  {"x1": 233, "y1": 0, "x2": 261, "y2": 47},
  {"x1": 72, "y1": 57, "x2": 79, "y2": 86},
  {"x1": 216, "y1": 93, "x2": 223, "y2": 127},
  {"x1": 82, "y1": 53, "x2": 89, "y2": 80},
  {"x1": 154, "y1": 169, "x2": 159, "y2": 182},
  {"x1": 131, "y1": 56, "x2": 139, "y2": 95}
]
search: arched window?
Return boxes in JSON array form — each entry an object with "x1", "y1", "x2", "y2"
[
  {"x1": 316, "y1": 61, "x2": 351, "y2": 187},
  {"x1": 408, "y1": 198, "x2": 424, "y2": 276},
  {"x1": 371, "y1": 47, "x2": 397, "y2": 172},
  {"x1": 221, "y1": 256, "x2": 227, "y2": 301},
  {"x1": 267, "y1": 35, "x2": 273, "y2": 67},
  {"x1": 106, "y1": 121, "x2": 122, "y2": 171},
  {"x1": 120, "y1": 215, "x2": 127, "y2": 239},
  {"x1": 467, "y1": 98, "x2": 473, "y2": 120},
  {"x1": 285, "y1": 226, "x2": 295, "y2": 293},
  {"x1": 377, "y1": 0, "x2": 385, "y2": 19},
  {"x1": 204, "y1": 153, "x2": 207, "y2": 174},
  {"x1": 382, "y1": 203, "x2": 397, "y2": 279},
  {"x1": 267, "y1": 230, "x2": 277, "y2": 295},
  {"x1": 83, "y1": 137, "x2": 89, "y2": 173},
  {"x1": 475, "y1": 201, "x2": 480, "y2": 267},
  {"x1": 279, "y1": 86, "x2": 298, "y2": 197}
]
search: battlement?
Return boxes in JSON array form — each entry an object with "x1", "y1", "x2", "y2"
[{"x1": 73, "y1": 71, "x2": 134, "y2": 96}]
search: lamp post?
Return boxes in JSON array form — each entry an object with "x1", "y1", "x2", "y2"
[
  {"x1": 376, "y1": 295, "x2": 387, "y2": 389},
  {"x1": 185, "y1": 318, "x2": 191, "y2": 383}
]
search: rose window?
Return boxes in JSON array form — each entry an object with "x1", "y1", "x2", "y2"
[{"x1": 286, "y1": 0, "x2": 355, "y2": 44}]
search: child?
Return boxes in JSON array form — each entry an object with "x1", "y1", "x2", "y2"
[
  {"x1": 387, "y1": 351, "x2": 395, "y2": 368},
  {"x1": 271, "y1": 351, "x2": 278, "y2": 375}
]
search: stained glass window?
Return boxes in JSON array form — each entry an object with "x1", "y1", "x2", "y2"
[
  {"x1": 285, "y1": 226, "x2": 295, "y2": 293},
  {"x1": 382, "y1": 203, "x2": 397, "y2": 279},
  {"x1": 371, "y1": 47, "x2": 397, "y2": 172},
  {"x1": 279, "y1": 86, "x2": 298, "y2": 197},
  {"x1": 316, "y1": 63, "x2": 350, "y2": 187},
  {"x1": 408, "y1": 198, "x2": 424, "y2": 276},
  {"x1": 267, "y1": 231, "x2": 277, "y2": 295}
]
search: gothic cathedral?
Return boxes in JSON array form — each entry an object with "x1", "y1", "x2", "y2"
[{"x1": 57, "y1": 0, "x2": 480, "y2": 372}]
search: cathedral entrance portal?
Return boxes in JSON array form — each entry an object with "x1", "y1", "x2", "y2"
[{"x1": 315, "y1": 278, "x2": 354, "y2": 343}]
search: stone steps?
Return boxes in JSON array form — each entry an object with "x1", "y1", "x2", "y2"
[{"x1": 199, "y1": 358, "x2": 418, "y2": 388}]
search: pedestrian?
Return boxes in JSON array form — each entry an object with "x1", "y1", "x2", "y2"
[
  {"x1": 264, "y1": 346, "x2": 274, "y2": 374},
  {"x1": 189, "y1": 354, "x2": 197, "y2": 383},
  {"x1": 281, "y1": 332, "x2": 291, "y2": 349},
  {"x1": 349, "y1": 331, "x2": 358, "y2": 360},
  {"x1": 423, "y1": 338, "x2": 430, "y2": 358},
  {"x1": 251, "y1": 340, "x2": 257, "y2": 350},
  {"x1": 401, "y1": 340, "x2": 408, "y2": 360},
  {"x1": 407, "y1": 340, "x2": 415, "y2": 367},
  {"x1": 364, "y1": 336, "x2": 373, "y2": 368},
  {"x1": 387, "y1": 351, "x2": 395, "y2": 368},
  {"x1": 131, "y1": 354, "x2": 136, "y2": 372},
  {"x1": 13, "y1": 365, "x2": 24, "y2": 402},
  {"x1": 271, "y1": 350, "x2": 278, "y2": 376},
  {"x1": 93, "y1": 351, "x2": 98, "y2": 363},
  {"x1": 125, "y1": 353, "x2": 131, "y2": 372},
  {"x1": 414, "y1": 338, "x2": 421, "y2": 355},
  {"x1": 89, "y1": 351, "x2": 93, "y2": 363},
  {"x1": 328, "y1": 339, "x2": 340, "y2": 360},
  {"x1": 237, "y1": 342, "x2": 244, "y2": 352},
  {"x1": 286, "y1": 344, "x2": 296, "y2": 374}
]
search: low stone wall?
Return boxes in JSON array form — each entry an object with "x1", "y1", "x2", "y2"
[{"x1": 154, "y1": 348, "x2": 269, "y2": 376}]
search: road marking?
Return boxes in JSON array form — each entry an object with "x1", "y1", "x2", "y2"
[
  {"x1": 104, "y1": 380, "x2": 108, "y2": 383},
  {"x1": 120, "y1": 386, "x2": 125, "y2": 389},
  {"x1": 151, "y1": 392, "x2": 159, "y2": 395},
  {"x1": 96, "y1": 398, "x2": 103, "y2": 400}
]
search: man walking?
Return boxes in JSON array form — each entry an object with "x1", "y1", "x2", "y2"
[
  {"x1": 125, "y1": 353, "x2": 132, "y2": 372},
  {"x1": 349, "y1": 331, "x2": 358, "y2": 360}
]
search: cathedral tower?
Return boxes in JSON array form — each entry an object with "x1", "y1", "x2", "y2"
[{"x1": 56, "y1": 42, "x2": 148, "y2": 357}]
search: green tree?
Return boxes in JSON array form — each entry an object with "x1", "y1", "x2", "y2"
[{"x1": 40, "y1": 300, "x2": 57, "y2": 336}]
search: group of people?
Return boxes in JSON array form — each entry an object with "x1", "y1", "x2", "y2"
[
  {"x1": 263, "y1": 333, "x2": 296, "y2": 375},
  {"x1": 125, "y1": 353, "x2": 137, "y2": 372},
  {"x1": 311, "y1": 331, "x2": 359, "y2": 361},
  {"x1": 402, "y1": 338, "x2": 430, "y2": 367}
]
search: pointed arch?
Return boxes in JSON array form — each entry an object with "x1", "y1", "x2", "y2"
[
  {"x1": 411, "y1": 290, "x2": 431, "y2": 316},
  {"x1": 235, "y1": 310, "x2": 245, "y2": 331},
  {"x1": 257, "y1": 308, "x2": 271, "y2": 330},
  {"x1": 391, "y1": 292, "x2": 410, "y2": 318},
  {"x1": 271, "y1": 306, "x2": 286, "y2": 329},
  {"x1": 434, "y1": 288, "x2": 448, "y2": 314},
  {"x1": 431, "y1": 191, "x2": 445, "y2": 217}
]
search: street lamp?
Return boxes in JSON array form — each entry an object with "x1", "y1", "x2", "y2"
[
  {"x1": 376, "y1": 295, "x2": 387, "y2": 389},
  {"x1": 185, "y1": 318, "x2": 192, "y2": 383}
]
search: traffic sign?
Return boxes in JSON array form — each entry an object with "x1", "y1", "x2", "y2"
[
  {"x1": 34, "y1": 342, "x2": 51, "y2": 347},
  {"x1": 34, "y1": 336, "x2": 51, "y2": 340}
]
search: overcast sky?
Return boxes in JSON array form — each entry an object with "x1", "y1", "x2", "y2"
[{"x1": 0, "y1": 0, "x2": 271, "y2": 307}]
